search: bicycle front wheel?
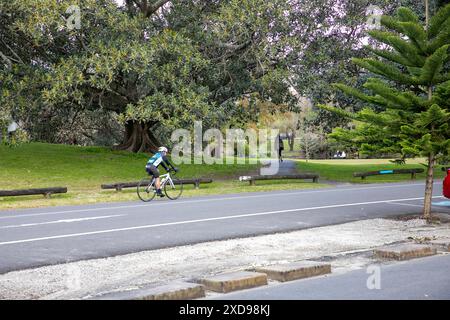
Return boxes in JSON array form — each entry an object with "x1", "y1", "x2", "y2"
[
  {"x1": 164, "y1": 177, "x2": 183, "y2": 200},
  {"x1": 137, "y1": 177, "x2": 156, "y2": 202}
]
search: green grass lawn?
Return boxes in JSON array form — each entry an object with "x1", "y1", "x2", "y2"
[
  {"x1": 294, "y1": 159, "x2": 446, "y2": 183},
  {"x1": 0, "y1": 142, "x2": 262, "y2": 190},
  {"x1": 2, "y1": 143, "x2": 445, "y2": 210},
  {"x1": 0, "y1": 143, "x2": 327, "y2": 209}
]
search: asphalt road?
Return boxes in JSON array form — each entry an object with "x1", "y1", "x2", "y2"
[
  {"x1": 209, "y1": 254, "x2": 450, "y2": 300},
  {"x1": 0, "y1": 181, "x2": 448, "y2": 274}
]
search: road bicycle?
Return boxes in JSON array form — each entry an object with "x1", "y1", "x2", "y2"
[{"x1": 137, "y1": 169, "x2": 183, "y2": 202}]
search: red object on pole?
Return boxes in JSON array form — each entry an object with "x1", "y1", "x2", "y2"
[{"x1": 444, "y1": 169, "x2": 450, "y2": 199}]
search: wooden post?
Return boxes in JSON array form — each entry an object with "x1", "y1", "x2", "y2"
[
  {"x1": 250, "y1": 179, "x2": 255, "y2": 186},
  {"x1": 411, "y1": 172, "x2": 416, "y2": 180},
  {"x1": 0, "y1": 187, "x2": 67, "y2": 197},
  {"x1": 194, "y1": 180, "x2": 200, "y2": 190}
]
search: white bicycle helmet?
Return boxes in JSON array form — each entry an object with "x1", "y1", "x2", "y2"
[{"x1": 158, "y1": 146, "x2": 168, "y2": 153}]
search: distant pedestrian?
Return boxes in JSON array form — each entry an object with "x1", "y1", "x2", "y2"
[{"x1": 277, "y1": 134, "x2": 284, "y2": 162}]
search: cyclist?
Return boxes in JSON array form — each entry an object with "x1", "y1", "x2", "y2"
[{"x1": 146, "y1": 146, "x2": 177, "y2": 197}]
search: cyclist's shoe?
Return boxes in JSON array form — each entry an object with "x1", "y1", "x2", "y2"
[{"x1": 156, "y1": 189, "x2": 165, "y2": 197}]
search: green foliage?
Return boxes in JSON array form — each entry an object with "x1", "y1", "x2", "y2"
[
  {"x1": 1, "y1": 0, "x2": 298, "y2": 149},
  {"x1": 321, "y1": 4, "x2": 450, "y2": 163},
  {"x1": 429, "y1": 2, "x2": 450, "y2": 38},
  {"x1": 2, "y1": 129, "x2": 30, "y2": 148}
]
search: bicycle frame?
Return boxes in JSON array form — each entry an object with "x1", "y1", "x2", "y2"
[
  {"x1": 160, "y1": 172, "x2": 175, "y2": 188},
  {"x1": 149, "y1": 172, "x2": 176, "y2": 189}
]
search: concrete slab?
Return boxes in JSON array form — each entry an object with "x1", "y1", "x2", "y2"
[
  {"x1": 199, "y1": 271, "x2": 268, "y2": 293},
  {"x1": 254, "y1": 261, "x2": 331, "y2": 282},
  {"x1": 429, "y1": 239, "x2": 450, "y2": 252},
  {"x1": 373, "y1": 243, "x2": 437, "y2": 261},
  {"x1": 95, "y1": 282, "x2": 205, "y2": 300}
]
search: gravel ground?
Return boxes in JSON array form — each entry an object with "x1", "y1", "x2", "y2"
[{"x1": 0, "y1": 218, "x2": 449, "y2": 300}]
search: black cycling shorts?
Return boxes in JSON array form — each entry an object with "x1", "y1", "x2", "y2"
[{"x1": 146, "y1": 164, "x2": 160, "y2": 178}]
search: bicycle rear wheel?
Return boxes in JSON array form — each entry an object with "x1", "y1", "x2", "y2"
[
  {"x1": 164, "y1": 177, "x2": 183, "y2": 200},
  {"x1": 137, "y1": 177, "x2": 156, "y2": 202}
]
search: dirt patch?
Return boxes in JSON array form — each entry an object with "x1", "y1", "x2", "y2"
[{"x1": 389, "y1": 212, "x2": 450, "y2": 223}]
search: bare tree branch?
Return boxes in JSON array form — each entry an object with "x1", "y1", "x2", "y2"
[
  {"x1": 0, "y1": 50, "x2": 12, "y2": 69},
  {"x1": 146, "y1": 0, "x2": 171, "y2": 17},
  {"x1": 126, "y1": 0, "x2": 171, "y2": 17},
  {"x1": 1, "y1": 39, "x2": 24, "y2": 64}
]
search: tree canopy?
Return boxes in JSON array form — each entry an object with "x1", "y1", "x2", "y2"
[
  {"x1": 320, "y1": 3, "x2": 450, "y2": 219},
  {"x1": 1, "y1": 0, "x2": 299, "y2": 151},
  {"x1": 2, "y1": 0, "x2": 447, "y2": 154}
]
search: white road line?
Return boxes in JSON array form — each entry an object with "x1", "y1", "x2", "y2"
[
  {"x1": 0, "y1": 196, "x2": 444, "y2": 246},
  {"x1": 0, "y1": 214, "x2": 125, "y2": 229},
  {"x1": 0, "y1": 182, "x2": 430, "y2": 220},
  {"x1": 387, "y1": 202, "x2": 425, "y2": 208}
]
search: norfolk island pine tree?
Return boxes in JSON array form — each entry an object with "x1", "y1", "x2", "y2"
[{"x1": 319, "y1": 3, "x2": 450, "y2": 220}]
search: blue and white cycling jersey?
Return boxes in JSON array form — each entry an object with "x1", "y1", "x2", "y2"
[{"x1": 146, "y1": 152, "x2": 164, "y2": 167}]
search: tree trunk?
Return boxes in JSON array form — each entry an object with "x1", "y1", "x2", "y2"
[
  {"x1": 116, "y1": 120, "x2": 161, "y2": 153},
  {"x1": 423, "y1": 152, "x2": 435, "y2": 221},
  {"x1": 305, "y1": 141, "x2": 310, "y2": 163},
  {"x1": 288, "y1": 131, "x2": 295, "y2": 151},
  {"x1": 423, "y1": 67, "x2": 434, "y2": 220}
]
